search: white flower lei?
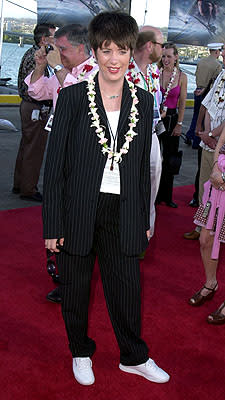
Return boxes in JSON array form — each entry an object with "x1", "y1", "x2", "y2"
[
  {"x1": 214, "y1": 71, "x2": 225, "y2": 105},
  {"x1": 161, "y1": 66, "x2": 177, "y2": 106},
  {"x1": 87, "y1": 75, "x2": 139, "y2": 164},
  {"x1": 127, "y1": 60, "x2": 159, "y2": 94}
]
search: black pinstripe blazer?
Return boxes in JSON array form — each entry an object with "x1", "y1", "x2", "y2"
[{"x1": 42, "y1": 73, "x2": 153, "y2": 256}]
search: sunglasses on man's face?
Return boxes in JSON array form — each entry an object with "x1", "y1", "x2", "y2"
[{"x1": 152, "y1": 41, "x2": 164, "y2": 48}]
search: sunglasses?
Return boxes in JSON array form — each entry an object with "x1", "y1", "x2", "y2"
[
  {"x1": 46, "y1": 249, "x2": 60, "y2": 284},
  {"x1": 152, "y1": 41, "x2": 164, "y2": 48}
]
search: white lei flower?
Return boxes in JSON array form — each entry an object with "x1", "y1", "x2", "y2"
[
  {"x1": 214, "y1": 71, "x2": 225, "y2": 105},
  {"x1": 87, "y1": 75, "x2": 139, "y2": 164},
  {"x1": 161, "y1": 66, "x2": 177, "y2": 106}
]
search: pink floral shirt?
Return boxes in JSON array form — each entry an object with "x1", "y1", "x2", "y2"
[{"x1": 25, "y1": 56, "x2": 98, "y2": 109}]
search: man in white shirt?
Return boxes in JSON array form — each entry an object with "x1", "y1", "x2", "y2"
[{"x1": 126, "y1": 26, "x2": 164, "y2": 240}]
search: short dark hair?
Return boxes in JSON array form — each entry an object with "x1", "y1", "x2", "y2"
[
  {"x1": 55, "y1": 24, "x2": 90, "y2": 54},
  {"x1": 33, "y1": 24, "x2": 56, "y2": 46},
  {"x1": 88, "y1": 11, "x2": 138, "y2": 52},
  {"x1": 136, "y1": 31, "x2": 156, "y2": 51}
]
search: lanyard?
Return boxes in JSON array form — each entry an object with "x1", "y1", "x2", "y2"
[
  {"x1": 140, "y1": 69, "x2": 157, "y2": 109},
  {"x1": 107, "y1": 119, "x2": 118, "y2": 171},
  {"x1": 140, "y1": 72, "x2": 149, "y2": 91}
]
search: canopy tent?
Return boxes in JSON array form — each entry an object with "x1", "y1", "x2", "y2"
[
  {"x1": 168, "y1": 0, "x2": 225, "y2": 46},
  {"x1": 37, "y1": 0, "x2": 131, "y2": 27}
]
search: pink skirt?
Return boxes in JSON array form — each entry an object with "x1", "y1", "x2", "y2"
[{"x1": 194, "y1": 159, "x2": 225, "y2": 260}]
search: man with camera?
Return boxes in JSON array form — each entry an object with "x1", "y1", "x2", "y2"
[
  {"x1": 25, "y1": 24, "x2": 98, "y2": 304},
  {"x1": 13, "y1": 24, "x2": 56, "y2": 202},
  {"x1": 25, "y1": 24, "x2": 98, "y2": 110}
]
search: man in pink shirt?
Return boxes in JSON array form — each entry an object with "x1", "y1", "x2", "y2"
[
  {"x1": 25, "y1": 24, "x2": 98, "y2": 110},
  {"x1": 26, "y1": 24, "x2": 98, "y2": 304}
]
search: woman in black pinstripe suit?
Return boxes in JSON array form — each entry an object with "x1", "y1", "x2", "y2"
[{"x1": 43, "y1": 11, "x2": 170, "y2": 385}]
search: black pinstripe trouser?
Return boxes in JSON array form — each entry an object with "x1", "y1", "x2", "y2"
[{"x1": 56, "y1": 192, "x2": 149, "y2": 366}]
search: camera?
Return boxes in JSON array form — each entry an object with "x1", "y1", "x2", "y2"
[{"x1": 45, "y1": 44, "x2": 54, "y2": 54}]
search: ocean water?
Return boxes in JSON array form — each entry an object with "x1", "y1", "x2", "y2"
[
  {"x1": 0, "y1": 42, "x2": 197, "y2": 92},
  {"x1": 0, "y1": 42, "x2": 32, "y2": 86}
]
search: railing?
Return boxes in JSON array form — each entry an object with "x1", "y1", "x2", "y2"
[{"x1": 0, "y1": 94, "x2": 195, "y2": 107}]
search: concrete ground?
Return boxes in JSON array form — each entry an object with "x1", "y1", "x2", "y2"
[{"x1": 0, "y1": 105, "x2": 197, "y2": 211}]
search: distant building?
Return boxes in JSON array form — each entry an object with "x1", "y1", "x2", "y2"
[{"x1": 6, "y1": 22, "x2": 11, "y2": 31}]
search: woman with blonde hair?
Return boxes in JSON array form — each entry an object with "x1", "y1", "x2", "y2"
[{"x1": 157, "y1": 42, "x2": 187, "y2": 208}]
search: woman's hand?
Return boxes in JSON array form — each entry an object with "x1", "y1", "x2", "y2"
[
  {"x1": 172, "y1": 123, "x2": 182, "y2": 136},
  {"x1": 45, "y1": 238, "x2": 64, "y2": 253},
  {"x1": 210, "y1": 164, "x2": 225, "y2": 189},
  {"x1": 160, "y1": 110, "x2": 167, "y2": 119},
  {"x1": 146, "y1": 229, "x2": 151, "y2": 241}
]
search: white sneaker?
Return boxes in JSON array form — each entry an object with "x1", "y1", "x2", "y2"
[
  {"x1": 119, "y1": 358, "x2": 170, "y2": 383},
  {"x1": 72, "y1": 357, "x2": 95, "y2": 385}
]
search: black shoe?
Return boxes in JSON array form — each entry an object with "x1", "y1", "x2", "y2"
[
  {"x1": 166, "y1": 201, "x2": 178, "y2": 208},
  {"x1": 20, "y1": 192, "x2": 43, "y2": 202},
  {"x1": 12, "y1": 187, "x2": 20, "y2": 194},
  {"x1": 46, "y1": 287, "x2": 62, "y2": 303},
  {"x1": 189, "y1": 198, "x2": 199, "y2": 207}
]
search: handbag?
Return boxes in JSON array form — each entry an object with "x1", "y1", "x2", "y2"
[
  {"x1": 162, "y1": 113, "x2": 178, "y2": 134},
  {"x1": 168, "y1": 150, "x2": 183, "y2": 175},
  {"x1": 154, "y1": 120, "x2": 166, "y2": 136}
]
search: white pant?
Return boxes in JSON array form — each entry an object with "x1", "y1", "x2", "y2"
[{"x1": 150, "y1": 133, "x2": 162, "y2": 237}]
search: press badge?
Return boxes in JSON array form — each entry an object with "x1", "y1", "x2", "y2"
[
  {"x1": 45, "y1": 114, "x2": 54, "y2": 132},
  {"x1": 202, "y1": 201, "x2": 211, "y2": 218}
]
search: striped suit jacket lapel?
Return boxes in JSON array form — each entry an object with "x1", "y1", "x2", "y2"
[{"x1": 117, "y1": 79, "x2": 132, "y2": 151}]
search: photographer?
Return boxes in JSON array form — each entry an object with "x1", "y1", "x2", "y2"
[
  {"x1": 25, "y1": 24, "x2": 98, "y2": 110},
  {"x1": 25, "y1": 24, "x2": 98, "y2": 304},
  {"x1": 13, "y1": 24, "x2": 56, "y2": 203}
]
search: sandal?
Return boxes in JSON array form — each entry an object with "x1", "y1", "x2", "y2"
[
  {"x1": 207, "y1": 301, "x2": 225, "y2": 325},
  {"x1": 188, "y1": 282, "x2": 218, "y2": 307}
]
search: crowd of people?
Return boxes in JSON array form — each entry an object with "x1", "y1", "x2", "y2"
[{"x1": 13, "y1": 9, "x2": 225, "y2": 387}]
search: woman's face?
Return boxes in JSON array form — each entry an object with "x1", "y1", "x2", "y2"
[
  {"x1": 161, "y1": 47, "x2": 178, "y2": 69},
  {"x1": 93, "y1": 41, "x2": 131, "y2": 84}
]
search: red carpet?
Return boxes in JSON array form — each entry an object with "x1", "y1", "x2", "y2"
[{"x1": 1, "y1": 185, "x2": 225, "y2": 400}]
